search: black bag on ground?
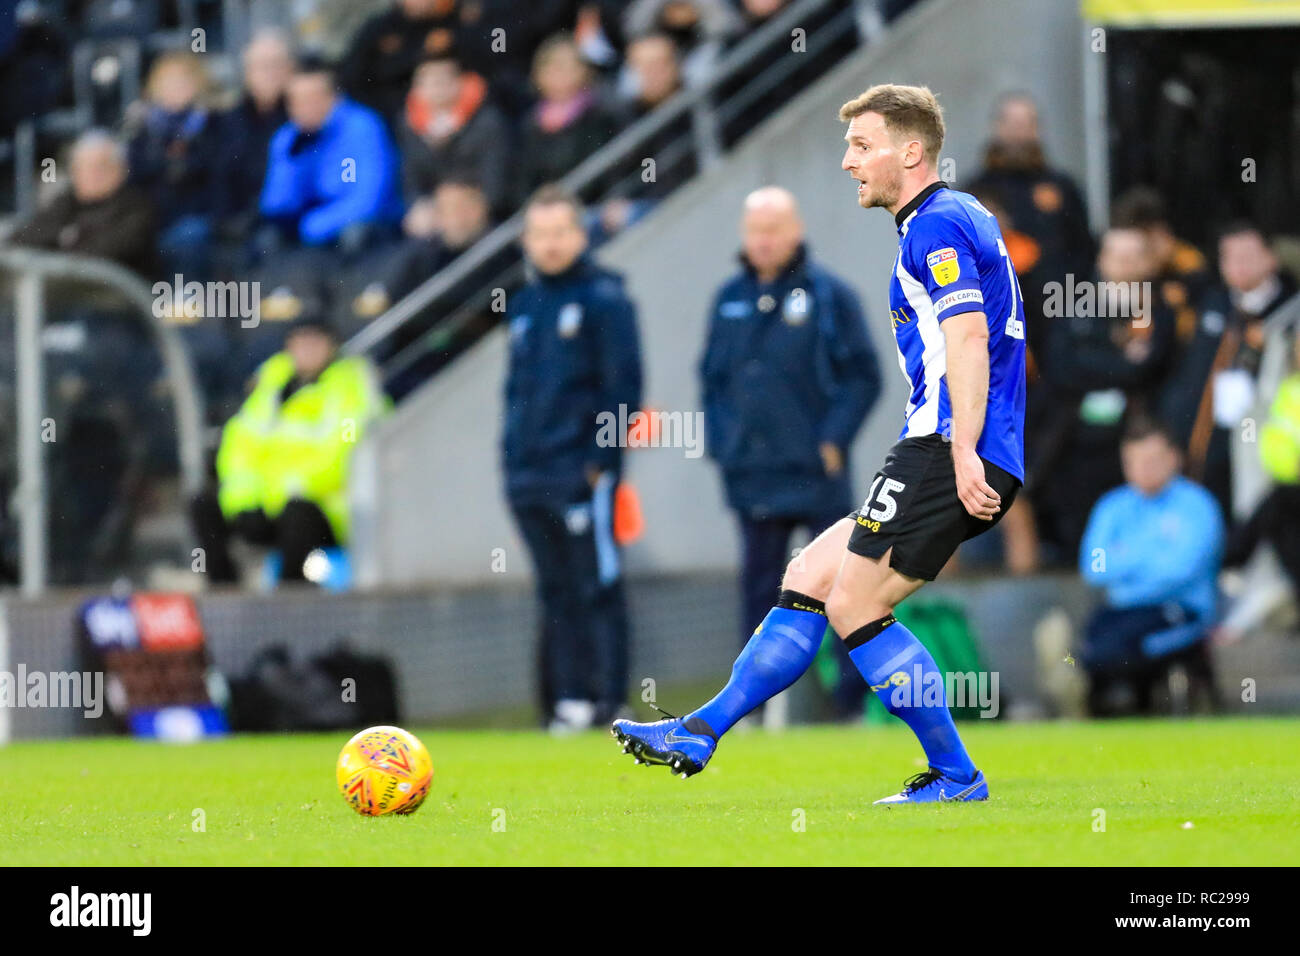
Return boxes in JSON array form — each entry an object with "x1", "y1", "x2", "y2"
[
  {"x1": 228, "y1": 642, "x2": 400, "y2": 732},
  {"x1": 312, "y1": 643, "x2": 401, "y2": 727}
]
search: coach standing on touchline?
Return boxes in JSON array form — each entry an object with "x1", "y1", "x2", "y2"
[
  {"x1": 701, "y1": 186, "x2": 882, "y2": 718},
  {"x1": 503, "y1": 185, "x2": 644, "y2": 734}
]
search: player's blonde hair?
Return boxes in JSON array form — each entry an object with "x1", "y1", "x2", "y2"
[{"x1": 839, "y1": 84, "x2": 945, "y2": 166}]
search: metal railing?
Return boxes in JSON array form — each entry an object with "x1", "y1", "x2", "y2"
[
  {"x1": 0, "y1": 247, "x2": 206, "y2": 595},
  {"x1": 344, "y1": 0, "x2": 877, "y2": 371}
]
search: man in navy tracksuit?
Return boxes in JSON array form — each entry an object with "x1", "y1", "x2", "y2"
[
  {"x1": 701, "y1": 187, "x2": 881, "y2": 717},
  {"x1": 504, "y1": 186, "x2": 643, "y2": 733}
]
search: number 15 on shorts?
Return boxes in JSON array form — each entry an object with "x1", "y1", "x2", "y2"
[{"x1": 858, "y1": 476, "x2": 906, "y2": 532}]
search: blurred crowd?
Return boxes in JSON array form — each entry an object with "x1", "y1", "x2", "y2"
[
  {"x1": 0, "y1": 0, "x2": 859, "y2": 584},
  {"x1": 963, "y1": 93, "x2": 1300, "y2": 713},
  {"x1": 4, "y1": 0, "x2": 842, "y2": 418},
  {"x1": 0, "y1": 3, "x2": 1296, "y2": 717}
]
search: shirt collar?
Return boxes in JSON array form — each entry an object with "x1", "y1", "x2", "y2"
[
  {"x1": 1232, "y1": 272, "x2": 1282, "y2": 316},
  {"x1": 894, "y1": 180, "x2": 948, "y2": 231}
]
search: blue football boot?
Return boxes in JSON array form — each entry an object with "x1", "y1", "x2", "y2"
[
  {"x1": 611, "y1": 710, "x2": 716, "y2": 778},
  {"x1": 874, "y1": 768, "x2": 989, "y2": 805}
]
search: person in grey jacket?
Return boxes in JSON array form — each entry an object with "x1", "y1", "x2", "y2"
[{"x1": 397, "y1": 51, "x2": 510, "y2": 217}]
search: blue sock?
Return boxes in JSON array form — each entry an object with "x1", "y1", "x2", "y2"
[
  {"x1": 844, "y1": 615, "x2": 977, "y2": 783},
  {"x1": 689, "y1": 590, "x2": 828, "y2": 738}
]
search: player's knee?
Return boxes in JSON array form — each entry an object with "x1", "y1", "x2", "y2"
[
  {"x1": 823, "y1": 586, "x2": 854, "y2": 636},
  {"x1": 782, "y1": 550, "x2": 834, "y2": 602},
  {"x1": 825, "y1": 583, "x2": 893, "y2": 640}
]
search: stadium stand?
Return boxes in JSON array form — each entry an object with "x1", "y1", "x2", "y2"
[{"x1": 1, "y1": 0, "x2": 1299, "y2": 734}]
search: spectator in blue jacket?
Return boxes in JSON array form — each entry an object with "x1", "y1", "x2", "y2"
[
  {"x1": 258, "y1": 58, "x2": 404, "y2": 257},
  {"x1": 503, "y1": 185, "x2": 643, "y2": 734},
  {"x1": 1079, "y1": 416, "x2": 1225, "y2": 715},
  {"x1": 700, "y1": 186, "x2": 881, "y2": 718}
]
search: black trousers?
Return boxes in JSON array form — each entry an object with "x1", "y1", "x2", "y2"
[
  {"x1": 190, "y1": 491, "x2": 336, "y2": 583},
  {"x1": 511, "y1": 483, "x2": 629, "y2": 721},
  {"x1": 737, "y1": 510, "x2": 868, "y2": 717},
  {"x1": 1226, "y1": 484, "x2": 1300, "y2": 592}
]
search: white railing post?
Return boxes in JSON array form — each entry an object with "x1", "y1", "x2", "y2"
[
  {"x1": 1082, "y1": 19, "x2": 1110, "y2": 236},
  {"x1": 14, "y1": 270, "x2": 48, "y2": 596}
]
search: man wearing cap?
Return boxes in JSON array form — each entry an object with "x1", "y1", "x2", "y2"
[{"x1": 190, "y1": 316, "x2": 389, "y2": 584}]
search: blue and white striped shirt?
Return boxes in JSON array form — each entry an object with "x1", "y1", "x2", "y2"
[{"x1": 888, "y1": 182, "x2": 1027, "y2": 481}]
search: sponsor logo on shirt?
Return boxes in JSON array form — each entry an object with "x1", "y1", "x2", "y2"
[{"x1": 926, "y1": 247, "x2": 960, "y2": 286}]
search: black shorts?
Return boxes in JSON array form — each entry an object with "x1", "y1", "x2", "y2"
[{"x1": 846, "y1": 434, "x2": 1021, "y2": 581}]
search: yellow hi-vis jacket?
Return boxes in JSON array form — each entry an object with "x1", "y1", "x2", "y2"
[
  {"x1": 216, "y1": 352, "x2": 388, "y2": 542},
  {"x1": 1260, "y1": 372, "x2": 1300, "y2": 485}
]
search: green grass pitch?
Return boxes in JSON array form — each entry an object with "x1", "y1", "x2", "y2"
[{"x1": 2, "y1": 717, "x2": 1297, "y2": 866}]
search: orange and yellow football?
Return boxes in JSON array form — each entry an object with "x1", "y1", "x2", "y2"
[{"x1": 336, "y1": 725, "x2": 434, "y2": 816}]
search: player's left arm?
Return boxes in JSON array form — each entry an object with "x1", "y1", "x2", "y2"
[{"x1": 943, "y1": 311, "x2": 1001, "y2": 521}]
